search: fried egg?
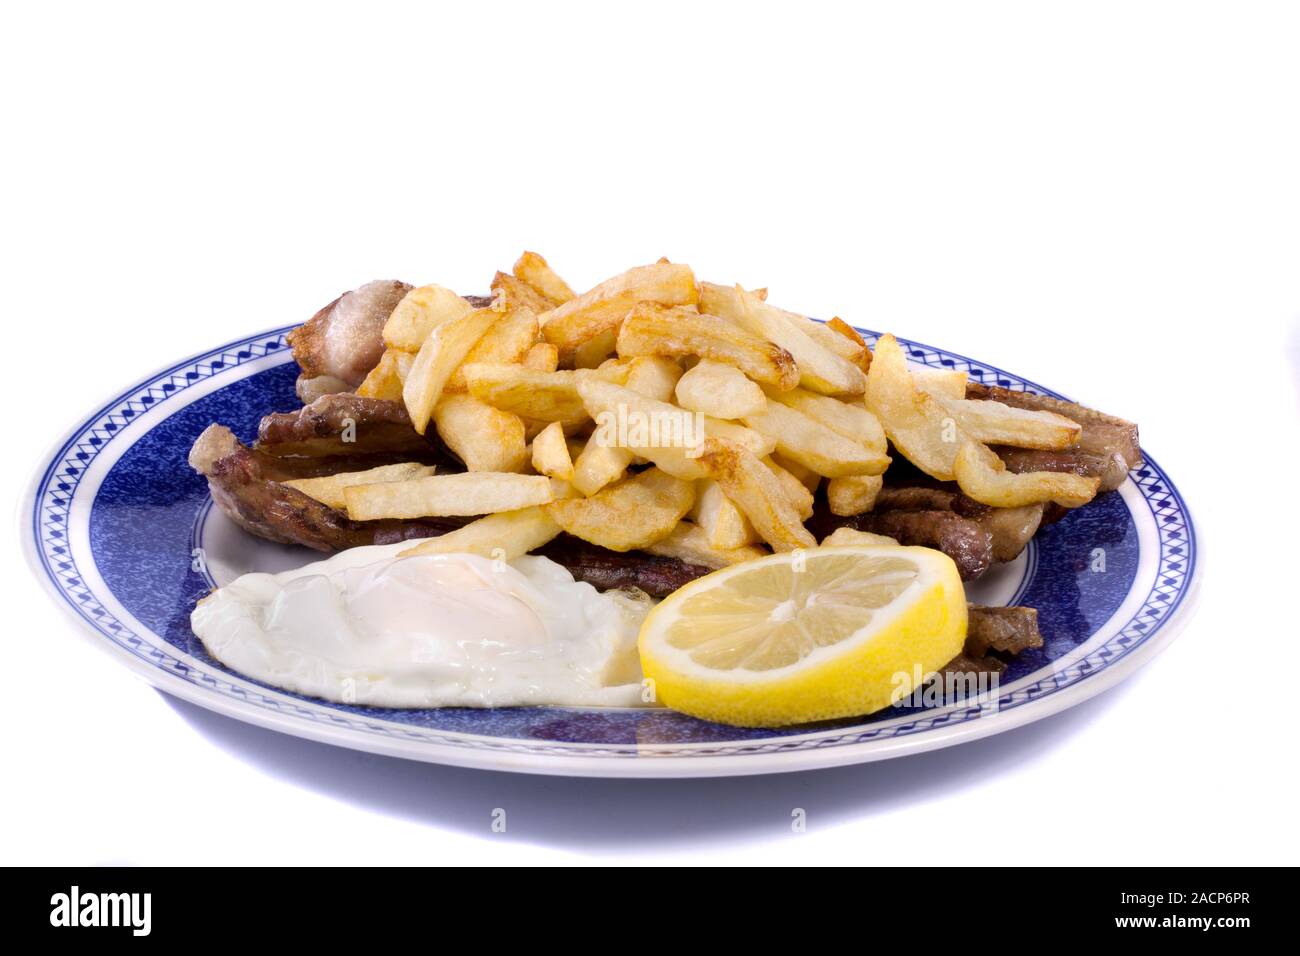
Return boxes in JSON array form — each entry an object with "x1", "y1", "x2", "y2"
[{"x1": 191, "y1": 544, "x2": 652, "y2": 708}]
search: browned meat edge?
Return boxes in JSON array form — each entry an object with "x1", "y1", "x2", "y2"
[
  {"x1": 190, "y1": 425, "x2": 461, "y2": 552},
  {"x1": 256, "y1": 393, "x2": 450, "y2": 460},
  {"x1": 965, "y1": 382, "x2": 1141, "y2": 492}
]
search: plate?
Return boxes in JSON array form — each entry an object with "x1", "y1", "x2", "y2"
[{"x1": 22, "y1": 325, "x2": 1200, "y2": 777}]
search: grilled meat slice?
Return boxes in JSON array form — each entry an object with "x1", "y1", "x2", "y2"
[
  {"x1": 537, "y1": 537, "x2": 713, "y2": 598},
  {"x1": 992, "y1": 446, "x2": 1132, "y2": 493},
  {"x1": 965, "y1": 382, "x2": 1140, "y2": 492},
  {"x1": 191, "y1": 426, "x2": 703, "y2": 594},
  {"x1": 941, "y1": 652, "x2": 1006, "y2": 677},
  {"x1": 965, "y1": 604, "x2": 1043, "y2": 657},
  {"x1": 288, "y1": 283, "x2": 495, "y2": 400},
  {"x1": 288, "y1": 280, "x2": 413, "y2": 390},
  {"x1": 941, "y1": 605, "x2": 1043, "y2": 677},
  {"x1": 850, "y1": 510, "x2": 994, "y2": 580},
  {"x1": 189, "y1": 425, "x2": 460, "y2": 551},
  {"x1": 255, "y1": 393, "x2": 450, "y2": 460},
  {"x1": 865, "y1": 482, "x2": 1045, "y2": 563}
]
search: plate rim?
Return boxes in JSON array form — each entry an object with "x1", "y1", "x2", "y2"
[{"x1": 21, "y1": 324, "x2": 1202, "y2": 777}]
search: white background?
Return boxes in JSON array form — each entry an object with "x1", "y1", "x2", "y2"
[{"x1": 3, "y1": 1, "x2": 1297, "y2": 865}]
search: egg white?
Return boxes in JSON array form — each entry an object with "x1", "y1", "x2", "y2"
[{"x1": 191, "y1": 543, "x2": 653, "y2": 708}]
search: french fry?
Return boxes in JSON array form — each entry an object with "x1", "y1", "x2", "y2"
[
  {"x1": 568, "y1": 359, "x2": 683, "y2": 495},
  {"x1": 705, "y1": 418, "x2": 777, "y2": 459},
  {"x1": 344, "y1": 472, "x2": 554, "y2": 520},
  {"x1": 911, "y1": 364, "x2": 969, "y2": 401},
  {"x1": 541, "y1": 261, "x2": 697, "y2": 352},
  {"x1": 513, "y1": 251, "x2": 575, "y2": 305},
  {"x1": 742, "y1": 400, "x2": 889, "y2": 477},
  {"x1": 433, "y1": 394, "x2": 528, "y2": 473},
  {"x1": 864, "y1": 333, "x2": 972, "y2": 480},
  {"x1": 400, "y1": 507, "x2": 562, "y2": 560},
  {"x1": 826, "y1": 474, "x2": 883, "y2": 516},
  {"x1": 571, "y1": 435, "x2": 632, "y2": 497},
  {"x1": 521, "y1": 342, "x2": 559, "y2": 372},
  {"x1": 821, "y1": 527, "x2": 899, "y2": 547},
  {"x1": 695, "y1": 438, "x2": 815, "y2": 552},
  {"x1": 827, "y1": 317, "x2": 871, "y2": 371},
  {"x1": 700, "y1": 283, "x2": 867, "y2": 395},
  {"x1": 530, "y1": 421, "x2": 574, "y2": 481},
  {"x1": 622, "y1": 355, "x2": 683, "y2": 401},
  {"x1": 383, "y1": 285, "x2": 475, "y2": 352},
  {"x1": 543, "y1": 467, "x2": 695, "y2": 551},
  {"x1": 702, "y1": 280, "x2": 860, "y2": 366},
  {"x1": 462, "y1": 365, "x2": 589, "y2": 424},
  {"x1": 356, "y1": 348, "x2": 412, "y2": 401},
  {"x1": 573, "y1": 328, "x2": 617, "y2": 368},
  {"x1": 402, "y1": 308, "x2": 499, "y2": 434},
  {"x1": 491, "y1": 271, "x2": 554, "y2": 314},
  {"x1": 763, "y1": 456, "x2": 815, "y2": 520},
  {"x1": 769, "y1": 452, "x2": 821, "y2": 493},
  {"x1": 576, "y1": 376, "x2": 709, "y2": 480},
  {"x1": 954, "y1": 441, "x2": 1100, "y2": 508},
  {"x1": 764, "y1": 386, "x2": 888, "y2": 453},
  {"x1": 691, "y1": 479, "x2": 758, "y2": 549},
  {"x1": 616, "y1": 302, "x2": 799, "y2": 390},
  {"x1": 445, "y1": 308, "x2": 540, "y2": 391},
  {"x1": 736, "y1": 287, "x2": 866, "y2": 396},
  {"x1": 932, "y1": 397, "x2": 1082, "y2": 450},
  {"x1": 284, "y1": 462, "x2": 436, "y2": 511},
  {"x1": 644, "y1": 521, "x2": 766, "y2": 570},
  {"x1": 674, "y1": 359, "x2": 767, "y2": 419}
]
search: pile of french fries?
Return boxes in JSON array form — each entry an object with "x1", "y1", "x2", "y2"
[{"x1": 285, "y1": 254, "x2": 1101, "y2": 573}]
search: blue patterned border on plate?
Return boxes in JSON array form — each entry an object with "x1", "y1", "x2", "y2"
[{"x1": 28, "y1": 326, "x2": 1197, "y2": 759}]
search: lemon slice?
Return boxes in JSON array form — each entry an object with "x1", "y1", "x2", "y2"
[{"x1": 638, "y1": 545, "x2": 967, "y2": 727}]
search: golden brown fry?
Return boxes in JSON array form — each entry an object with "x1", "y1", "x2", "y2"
[
  {"x1": 699, "y1": 283, "x2": 866, "y2": 395},
  {"x1": 541, "y1": 262, "x2": 697, "y2": 352},
  {"x1": 462, "y1": 365, "x2": 589, "y2": 424},
  {"x1": 821, "y1": 527, "x2": 899, "y2": 547},
  {"x1": 933, "y1": 397, "x2": 1082, "y2": 451},
  {"x1": 674, "y1": 359, "x2": 768, "y2": 419},
  {"x1": 764, "y1": 386, "x2": 888, "y2": 453},
  {"x1": 616, "y1": 301, "x2": 798, "y2": 390},
  {"x1": 742, "y1": 400, "x2": 890, "y2": 477},
  {"x1": 769, "y1": 452, "x2": 821, "y2": 494},
  {"x1": 576, "y1": 376, "x2": 708, "y2": 480},
  {"x1": 356, "y1": 348, "x2": 412, "y2": 401},
  {"x1": 400, "y1": 507, "x2": 561, "y2": 560},
  {"x1": 344, "y1": 472, "x2": 554, "y2": 520},
  {"x1": 530, "y1": 421, "x2": 574, "y2": 481},
  {"x1": 521, "y1": 342, "x2": 559, "y2": 372},
  {"x1": 644, "y1": 521, "x2": 766, "y2": 570},
  {"x1": 691, "y1": 479, "x2": 758, "y2": 549},
  {"x1": 572, "y1": 328, "x2": 618, "y2": 368},
  {"x1": 953, "y1": 441, "x2": 1100, "y2": 508},
  {"x1": 284, "y1": 462, "x2": 436, "y2": 511},
  {"x1": 826, "y1": 474, "x2": 884, "y2": 516},
  {"x1": 695, "y1": 438, "x2": 815, "y2": 552},
  {"x1": 445, "y1": 308, "x2": 539, "y2": 392},
  {"x1": 826, "y1": 317, "x2": 871, "y2": 371},
  {"x1": 543, "y1": 467, "x2": 695, "y2": 552},
  {"x1": 383, "y1": 285, "x2": 475, "y2": 352},
  {"x1": 864, "y1": 333, "x2": 972, "y2": 480},
  {"x1": 763, "y1": 456, "x2": 815, "y2": 520},
  {"x1": 433, "y1": 394, "x2": 528, "y2": 473},
  {"x1": 491, "y1": 271, "x2": 554, "y2": 314},
  {"x1": 911, "y1": 365, "x2": 969, "y2": 401},
  {"x1": 513, "y1": 251, "x2": 575, "y2": 305},
  {"x1": 402, "y1": 308, "x2": 499, "y2": 434}
]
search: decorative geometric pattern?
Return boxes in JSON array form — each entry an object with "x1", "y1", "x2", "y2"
[{"x1": 28, "y1": 325, "x2": 1197, "y2": 760}]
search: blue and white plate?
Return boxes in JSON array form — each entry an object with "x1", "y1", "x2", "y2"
[{"x1": 22, "y1": 325, "x2": 1201, "y2": 777}]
